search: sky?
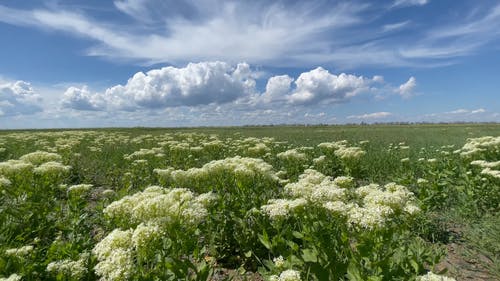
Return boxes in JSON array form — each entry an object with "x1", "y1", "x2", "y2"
[{"x1": 0, "y1": 0, "x2": 499, "y2": 128}]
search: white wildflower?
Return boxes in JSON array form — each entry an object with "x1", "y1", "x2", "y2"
[
  {"x1": 131, "y1": 223, "x2": 161, "y2": 251},
  {"x1": 0, "y1": 160, "x2": 33, "y2": 176},
  {"x1": 273, "y1": 256, "x2": 285, "y2": 269},
  {"x1": 278, "y1": 269, "x2": 302, "y2": 281},
  {"x1": 417, "y1": 178, "x2": 429, "y2": 184},
  {"x1": 333, "y1": 176, "x2": 354, "y2": 189},
  {"x1": 94, "y1": 248, "x2": 134, "y2": 281},
  {"x1": 0, "y1": 274, "x2": 22, "y2": 281},
  {"x1": 19, "y1": 151, "x2": 62, "y2": 165},
  {"x1": 417, "y1": 271, "x2": 456, "y2": 281},
  {"x1": 67, "y1": 184, "x2": 92, "y2": 198},
  {"x1": 261, "y1": 198, "x2": 307, "y2": 220},
  {"x1": 33, "y1": 161, "x2": 70, "y2": 176},
  {"x1": 5, "y1": 245, "x2": 33, "y2": 258},
  {"x1": 277, "y1": 149, "x2": 308, "y2": 162},
  {"x1": 404, "y1": 204, "x2": 421, "y2": 215},
  {"x1": 46, "y1": 252, "x2": 89, "y2": 279},
  {"x1": 322, "y1": 201, "x2": 351, "y2": 215}
]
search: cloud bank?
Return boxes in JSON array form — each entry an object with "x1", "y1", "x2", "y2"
[{"x1": 61, "y1": 62, "x2": 412, "y2": 112}]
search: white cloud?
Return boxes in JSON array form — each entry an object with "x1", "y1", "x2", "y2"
[
  {"x1": 447, "y1": 109, "x2": 469, "y2": 114},
  {"x1": 261, "y1": 75, "x2": 294, "y2": 104},
  {"x1": 382, "y1": 21, "x2": 411, "y2": 32},
  {"x1": 5, "y1": 1, "x2": 498, "y2": 68},
  {"x1": 392, "y1": 0, "x2": 429, "y2": 8},
  {"x1": 347, "y1": 112, "x2": 392, "y2": 119},
  {"x1": 288, "y1": 67, "x2": 373, "y2": 105},
  {"x1": 401, "y1": 5, "x2": 500, "y2": 60},
  {"x1": 61, "y1": 62, "x2": 256, "y2": 111},
  {"x1": 1, "y1": 1, "x2": 499, "y2": 69},
  {"x1": 304, "y1": 112, "x2": 326, "y2": 118},
  {"x1": 114, "y1": 0, "x2": 151, "y2": 22},
  {"x1": 0, "y1": 2, "x2": 367, "y2": 67},
  {"x1": 397, "y1": 76, "x2": 417, "y2": 98},
  {"x1": 0, "y1": 81, "x2": 42, "y2": 116},
  {"x1": 61, "y1": 62, "x2": 415, "y2": 113},
  {"x1": 444, "y1": 108, "x2": 487, "y2": 115},
  {"x1": 471, "y1": 108, "x2": 486, "y2": 114},
  {"x1": 61, "y1": 86, "x2": 104, "y2": 111}
]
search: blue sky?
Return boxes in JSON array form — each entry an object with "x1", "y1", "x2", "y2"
[{"x1": 0, "y1": 0, "x2": 499, "y2": 128}]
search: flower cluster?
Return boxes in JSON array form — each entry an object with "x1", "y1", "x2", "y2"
[
  {"x1": 123, "y1": 147, "x2": 163, "y2": 160},
  {"x1": 104, "y1": 186, "x2": 211, "y2": 227},
  {"x1": 19, "y1": 151, "x2": 62, "y2": 165},
  {"x1": 155, "y1": 156, "x2": 278, "y2": 189},
  {"x1": 33, "y1": 161, "x2": 71, "y2": 176},
  {"x1": 459, "y1": 136, "x2": 500, "y2": 158},
  {"x1": 94, "y1": 186, "x2": 214, "y2": 280},
  {"x1": 284, "y1": 169, "x2": 349, "y2": 203},
  {"x1": 247, "y1": 143, "x2": 271, "y2": 155},
  {"x1": 93, "y1": 229, "x2": 135, "y2": 281},
  {"x1": 416, "y1": 271, "x2": 456, "y2": 281},
  {"x1": 0, "y1": 160, "x2": 33, "y2": 177},
  {"x1": 0, "y1": 274, "x2": 22, "y2": 281},
  {"x1": 261, "y1": 198, "x2": 308, "y2": 220},
  {"x1": 67, "y1": 184, "x2": 93, "y2": 198},
  {"x1": 46, "y1": 252, "x2": 89, "y2": 279},
  {"x1": 5, "y1": 245, "x2": 34, "y2": 258},
  {"x1": 269, "y1": 269, "x2": 302, "y2": 281},
  {"x1": 318, "y1": 141, "x2": 366, "y2": 160},
  {"x1": 263, "y1": 169, "x2": 419, "y2": 230},
  {"x1": 277, "y1": 149, "x2": 308, "y2": 162}
]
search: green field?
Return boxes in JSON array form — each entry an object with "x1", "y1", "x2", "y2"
[{"x1": 0, "y1": 124, "x2": 499, "y2": 280}]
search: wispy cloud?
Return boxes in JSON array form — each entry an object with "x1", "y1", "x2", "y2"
[
  {"x1": 347, "y1": 112, "x2": 392, "y2": 119},
  {"x1": 445, "y1": 108, "x2": 486, "y2": 115},
  {"x1": 382, "y1": 20, "x2": 411, "y2": 32},
  {"x1": 0, "y1": 1, "x2": 499, "y2": 68},
  {"x1": 391, "y1": 0, "x2": 429, "y2": 8},
  {"x1": 401, "y1": 5, "x2": 500, "y2": 60},
  {"x1": 424, "y1": 108, "x2": 489, "y2": 119}
]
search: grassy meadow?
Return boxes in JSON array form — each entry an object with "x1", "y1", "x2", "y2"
[{"x1": 0, "y1": 124, "x2": 499, "y2": 280}]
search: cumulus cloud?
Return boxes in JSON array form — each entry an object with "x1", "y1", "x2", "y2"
[
  {"x1": 288, "y1": 67, "x2": 372, "y2": 105},
  {"x1": 61, "y1": 86, "x2": 104, "y2": 111},
  {"x1": 0, "y1": 81, "x2": 42, "y2": 116},
  {"x1": 347, "y1": 112, "x2": 392, "y2": 119},
  {"x1": 61, "y1": 62, "x2": 256, "y2": 111},
  {"x1": 61, "y1": 62, "x2": 415, "y2": 113},
  {"x1": 397, "y1": 76, "x2": 417, "y2": 98},
  {"x1": 256, "y1": 67, "x2": 384, "y2": 106},
  {"x1": 260, "y1": 75, "x2": 294, "y2": 104}
]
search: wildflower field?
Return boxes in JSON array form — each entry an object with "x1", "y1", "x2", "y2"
[{"x1": 0, "y1": 124, "x2": 499, "y2": 281}]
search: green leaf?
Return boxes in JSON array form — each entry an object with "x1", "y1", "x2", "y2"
[
  {"x1": 292, "y1": 231, "x2": 304, "y2": 239},
  {"x1": 302, "y1": 248, "x2": 318, "y2": 263},
  {"x1": 258, "y1": 231, "x2": 271, "y2": 250},
  {"x1": 347, "y1": 261, "x2": 364, "y2": 281},
  {"x1": 410, "y1": 259, "x2": 419, "y2": 273}
]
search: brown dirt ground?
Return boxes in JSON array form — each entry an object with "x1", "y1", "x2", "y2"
[{"x1": 434, "y1": 228, "x2": 498, "y2": 281}]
